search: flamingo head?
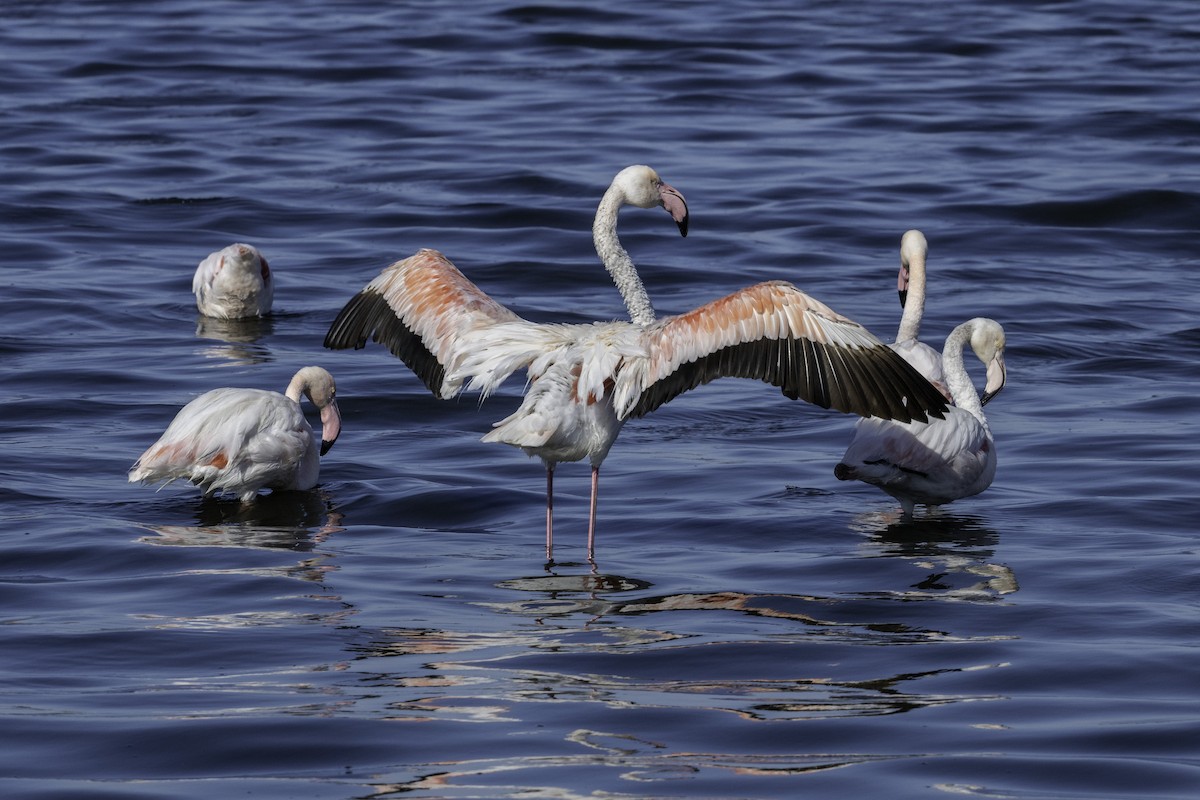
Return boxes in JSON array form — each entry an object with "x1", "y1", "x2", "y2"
[
  {"x1": 969, "y1": 319, "x2": 1007, "y2": 406},
  {"x1": 613, "y1": 165, "x2": 689, "y2": 237},
  {"x1": 289, "y1": 366, "x2": 342, "y2": 455}
]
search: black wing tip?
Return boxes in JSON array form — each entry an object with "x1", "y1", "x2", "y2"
[
  {"x1": 900, "y1": 386, "x2": 949, "y2": 424},
  {"x1": 852, "y1": 343, "x2": 950, "y2": 425},
  {"x1": 322, "y1": 287, "x2": 448, "y2": 397},
  {"x1": 627, "y1": 336, "x2": 950, "y2": 425},
  {"x1": 324, "y1": 288, "x2": 385, "y2": 351}
]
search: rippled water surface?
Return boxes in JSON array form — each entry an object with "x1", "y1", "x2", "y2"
[{"x1": 3, "y1": 1, "x2": 1199, "y2": 798}]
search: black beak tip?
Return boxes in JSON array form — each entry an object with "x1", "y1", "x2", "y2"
[
  {"x1": 898, "y1": 289, "x2": 908, "y2": 308},
  {"x1": 321, "y1": 440, "x2": 334, "y2": 456}
]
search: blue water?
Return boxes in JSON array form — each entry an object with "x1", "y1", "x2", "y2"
[{"x1": 3, "y1": 1, "x2": 1199, "y2": 797}]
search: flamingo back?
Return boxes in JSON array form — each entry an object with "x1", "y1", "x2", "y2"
[
  {"x1": 129, "y1": 388, "x2": 316, "y2": 501},
  {"x1": 838, "y1": 408, "x2": 996, "y2": 507},
  {"x1": 193, "y1": 243, "x2": 273, "y2": 319}
]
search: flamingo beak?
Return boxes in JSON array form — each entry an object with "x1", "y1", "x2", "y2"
[
  {"x1": 898, "y1": 263, "x2": 910, "y2": 308},
  {"x1": 980, "y1": 354, "x2": 1007, "y2": 406},
  {"x1": 660, "y1": 182, "x2": 689, "y2": 237},
  {"x1": 320, "y1": 399, "x2": 342, "y2": 455}
]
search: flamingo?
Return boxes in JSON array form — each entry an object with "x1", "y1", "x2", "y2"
[
  {"x1": 193, "y1": 243, "x2": 274, "y2": 319},
  {"x1": 891, "y1": 229, "x2": 950, "y2": 400},
  {"x1": 834, "y1": 317, "x2": 1007, "y2": 517},
  {"x1": 129, "y1": 366, "x2": 342, "y2": 503},
  {"x1": 324, "y1": 166, "x2": 948, "y2": 559}
]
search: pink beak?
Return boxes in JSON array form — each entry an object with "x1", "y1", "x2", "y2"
[
  {"x1": 980, "y1": 355, "x2": 1007, "y2": 407},
  {"x1": 320, "y1": 400, "x2": 342, "y2": 455},
  {"x1": 659, "y1": 182, "x2": 689, "y2": 237}
]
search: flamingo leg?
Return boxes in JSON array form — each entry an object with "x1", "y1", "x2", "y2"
[
  {"x1": 586, "y1": 466, "x2": 599, "y2": 558},
  {"x1": 545, "y1": 464, "x2": 555, "y2": 562}
]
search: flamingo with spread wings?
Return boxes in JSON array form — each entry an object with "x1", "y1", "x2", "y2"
[{"x1": 325, "y1": 166, "x2": 947, "y2": 559}]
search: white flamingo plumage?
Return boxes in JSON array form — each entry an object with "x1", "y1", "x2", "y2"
[
  {"x1": 834, "y1": 317, "x2": 1007, "y2": 517},
  {"x1": 324, "y1": 166, "x2": 948, "y2": 559},
  {"x1": 891, "y1": 229, "x2": 951, "y2": 401},
  {"x1": 129, "y1": 366, "x2": 342, "y2": 503},
  {"x1": 193, "y1": 243, "x2": 274, "y2": 319}
]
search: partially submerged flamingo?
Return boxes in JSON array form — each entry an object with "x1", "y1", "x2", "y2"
[
  {"x1": 325, "y1": 166, "x2": 948, "y2": 558},
  {"x1": 129, "y1": 366, "x2": 342, "y2": 503},
  {"x1": 834, "y1": 317, "x2": 1007, "y2": 517},
  {"x1": 193, "y1": 243, "x2": 273, "y2": 319}
]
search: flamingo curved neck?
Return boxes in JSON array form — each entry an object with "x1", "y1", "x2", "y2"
[
  {"x1": 285, "y1": 374, "x2": 308, "y2": 405},
  {"x1": 942, "y1": 324, "x2": 985, "y2": 422},
  {"x1": 594, "y1": 189, "x2": 656, "y2": 326}
]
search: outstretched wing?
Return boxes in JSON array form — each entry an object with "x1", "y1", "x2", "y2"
[
  {"x1": 323, "y1": 249, "x2": 546, "y2": 399},
  {"x1": 614, "y1": 281, "x2": 948, "y2": 423}
]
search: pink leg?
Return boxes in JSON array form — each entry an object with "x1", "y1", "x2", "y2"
[
  {"x1": 545, "y1": 465, "x2": 555, "y2": 561},
  {"x1": 586, "y1": 466, "x2": 599, "y2": 558}
]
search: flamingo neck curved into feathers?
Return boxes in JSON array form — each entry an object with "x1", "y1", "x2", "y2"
[
  {"x1": 944, "y1": 317, "x2": 1007, "y2": 414},
  {"x1": 192, "y1": 243, "x2": 273, "y2": 319}
]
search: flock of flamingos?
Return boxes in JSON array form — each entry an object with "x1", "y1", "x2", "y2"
[{"x1": 128, "y1": 165, "x2": 1008, "y2": 559}]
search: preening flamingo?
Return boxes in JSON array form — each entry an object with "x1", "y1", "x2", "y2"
[
  {"x1": 891, "y1": 229, "x2": 950, "y2": 400},
  {"x1": 324, "y1": 166, "x2": 948, "y2": 559},
  {"x1": 834, "y1": 317, "x2": 1007, "y2": 517},
  {"x1": 129, "y1": 366, "x2": 342, "y2": 503},
  {"x1": 193, "y1": 243, "x2": 273, "y2": 319}
]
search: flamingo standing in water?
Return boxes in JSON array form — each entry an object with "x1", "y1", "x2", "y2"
[
  {"x1": 834, "y1": 317, "x2": 1007, "y2": 517},
  {"x1": 129, "y1": 366, "x2": 342, "y2": 503},
  {"x1": 891, "y1": 229, "x2": 950, "y2": 400},
  {"x1": 193, "y1": 243, "x2": 274, "y2": 319},
  {"x1": 324, "y1": 166, "x2": 948, "y2": 559}
]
